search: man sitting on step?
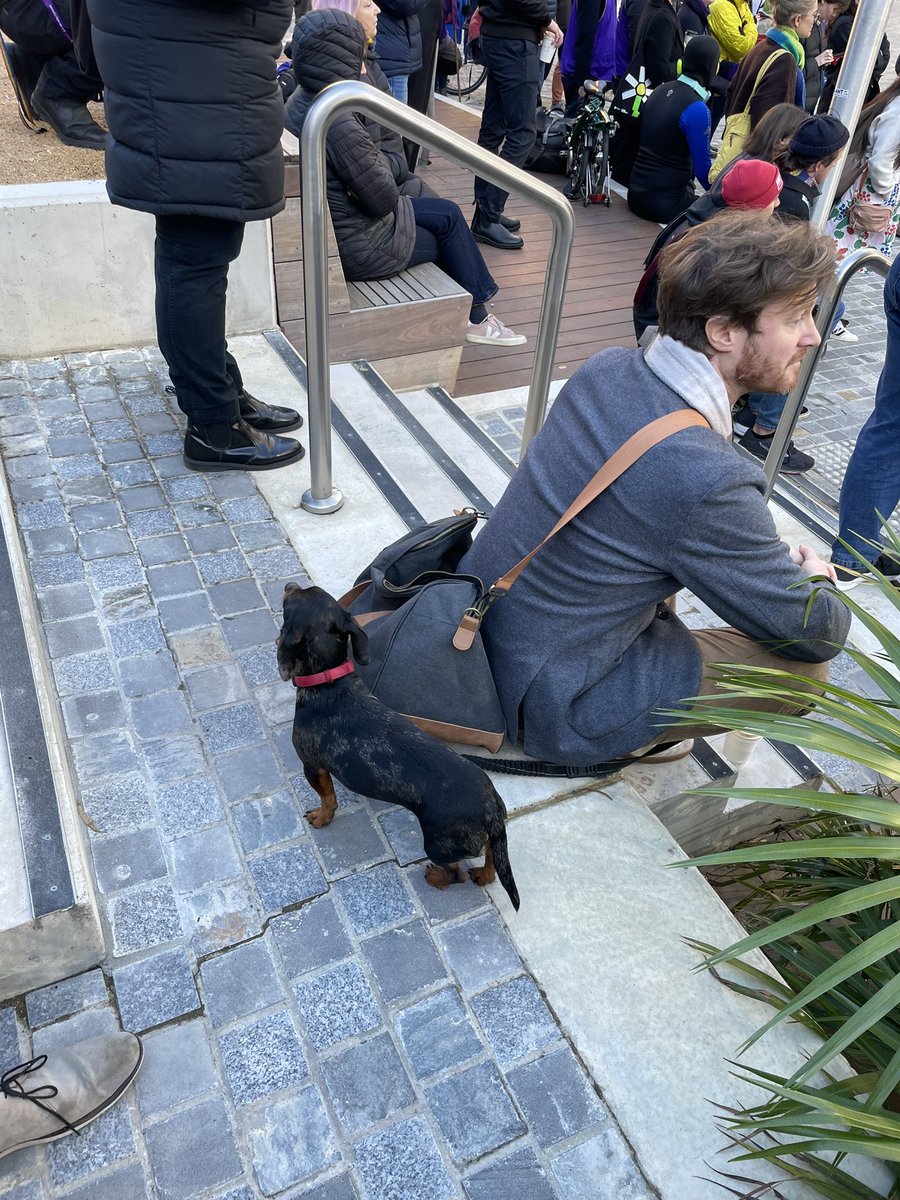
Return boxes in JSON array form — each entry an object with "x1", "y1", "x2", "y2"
[{"x1": 459, "y1": 212, "x2": 850, "y2": 767}]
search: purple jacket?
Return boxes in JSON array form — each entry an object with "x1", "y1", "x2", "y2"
[{"x1": 560, "y1": 0, "x2": 618, "y2": 81}]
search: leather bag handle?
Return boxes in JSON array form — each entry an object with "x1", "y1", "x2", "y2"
[{"x1": 453, "y1": 409, "x2": 709, "y2": 649}]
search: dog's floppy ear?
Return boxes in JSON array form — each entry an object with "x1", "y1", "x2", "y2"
[{"x1": 338, "y1": 607, "x2": 370, "y2": 666}]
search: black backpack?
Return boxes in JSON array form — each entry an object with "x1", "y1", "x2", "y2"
[{"x1": 524, "y1": 108, "x2": 572, "y2": 174}]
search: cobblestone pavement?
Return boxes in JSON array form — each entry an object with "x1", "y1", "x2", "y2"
[{"x1": 0, "y1": 350, "x2": 654, "y2": 1200}]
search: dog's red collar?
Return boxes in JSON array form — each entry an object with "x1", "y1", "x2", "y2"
[{"x1": 292, "y1": 660, "x2": 355, "y2": 688}]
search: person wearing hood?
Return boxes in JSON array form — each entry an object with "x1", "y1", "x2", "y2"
[
  {"x1": 285, "y1": 9, "x2": 526, "y2": 347},
  {"x1": 627, "y1": 35, "x2": 721, "y2": 223}
]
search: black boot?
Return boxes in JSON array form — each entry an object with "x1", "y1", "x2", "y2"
[
  {"x1": 238, "y1": 388, "x2": 304, "y2": 433},
  {"x1": 183, "y1": 417, "x2": 305, "y2": 472},
  {"x1": 31, "y1": 78, "x2": 106, "y2": 150},
  {"x1": 1, "y1": 41, "x2": 43, "y2": 127},
  {"x1": 471, "y1": 203, "x2": 524, "y2": 250},
  {"x1": 498, "y1": 214, "x2": 521, "y2": 232}
]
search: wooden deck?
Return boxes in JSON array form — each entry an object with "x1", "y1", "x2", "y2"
[{"x1": 273, "y1": 96, "x2": 662, "y2": 397}]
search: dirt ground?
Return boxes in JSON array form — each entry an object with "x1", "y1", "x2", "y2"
[{"x1": 0, "y1": 67, "x2": 105, "y2": 186}]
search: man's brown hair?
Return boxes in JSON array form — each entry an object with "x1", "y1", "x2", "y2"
[{"x1": 656, "y1": 212, "x2": 836, "y2": 354}]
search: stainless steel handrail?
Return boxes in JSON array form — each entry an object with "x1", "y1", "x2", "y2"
[
  {"x1": 298, "y1": 81, "x2": 576, "y2": 514},
  {"x1": 762, "y1": 248, "x2": 892, "y2": 501}
]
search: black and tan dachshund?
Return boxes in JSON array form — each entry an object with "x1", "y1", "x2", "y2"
[{"x1": 277, "y1": 583, "x2": 520, "y2": 910}]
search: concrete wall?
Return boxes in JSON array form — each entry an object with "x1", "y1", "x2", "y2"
[{"x1": 0, "y1": 180, "x2": 277, "y2": 359}]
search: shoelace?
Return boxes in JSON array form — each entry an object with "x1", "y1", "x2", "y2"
[{"x1": 1, "y1": 1057, "x2": 80, "y2": 1137}]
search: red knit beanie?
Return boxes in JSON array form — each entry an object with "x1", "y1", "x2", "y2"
[{"x1": 721, "y1": 159, "x2": 783, "y2": 209}]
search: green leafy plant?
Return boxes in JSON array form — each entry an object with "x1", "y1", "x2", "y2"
[{"x1": 667, "y1": 540, "x2": 900, "y2": 1198}]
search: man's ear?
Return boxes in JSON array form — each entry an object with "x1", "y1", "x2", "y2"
[
  {"x1": 338, "y1": 608, "x2": 370, "y2": 665},
  {"x1": 704, "y1": 314, "x2": 742, "y2": 355}
]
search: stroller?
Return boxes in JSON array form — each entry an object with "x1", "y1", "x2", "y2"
[{"x1": 565, "y1": 79, "x2": 617, "y2": 207}]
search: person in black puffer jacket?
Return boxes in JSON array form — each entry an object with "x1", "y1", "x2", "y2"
[
  {"x1": 87, "y1": 0, "x2": 306, "y2": 474},
  {"x1": 372, "y1": 0, "x2": 430, "y2": 102},
  {"x1": 285, "y1": 8, "x2": 526, "y2": 345}
]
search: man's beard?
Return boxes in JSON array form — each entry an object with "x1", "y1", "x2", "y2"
[{"x1": 734, "y1": 337, "x2": 806, "y2": 396}]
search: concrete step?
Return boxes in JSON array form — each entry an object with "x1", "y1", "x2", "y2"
[{"x1": 0, "y1": 470, "x2": 103, "y2": 1001}]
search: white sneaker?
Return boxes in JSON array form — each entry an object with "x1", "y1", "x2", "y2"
[
  {"x1": 465, "y1": 313, "x2": 527, "y2": 347},
  {"x1": 831, "y1": 319, "x2": 859, "y2": 343}
]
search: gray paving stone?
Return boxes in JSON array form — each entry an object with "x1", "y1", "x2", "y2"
[
  {"x1": 143, "y1": 734, "x2": 209, "y2": 787},
  {"x1": 31, "y1": 553, "x2": 83, "y2": 587},
  {"x1": 354, "y1": 1115, "x2": 455, "y2": 1200},
  {"x1": 184, "y1": 520, "x2": 235, "y2": 551},
  {"x1": 46, "y1": 1101, "x2": 133, "y2": 1187},
  {"x1": 213, "y1": 737, "x2": 281, "y2": 801},
  {"x1": 200, "y1": 702, "x2": 265, "y2": 754},
  {"x1": 23, "y1": 526, "x2": 76, "y2": 555},
  {"x1": 403, "y1": 863, "x2": 489, "y2": 924},
  {"x1": 162, "y1": 474, "x2": 210, "y2": 503},
  {"x1": 109, "y1": 615, "x2": 166, "y2": 658},
  {"x1": 232, "y1": 789, "x2": 304, "y2": 853},
  {"x1": 361, "y1": 919, "x2": 447, "y2": 1006},
  {"x1": 463, "y1": 1146, "x2": 558, "y2": 1200},
  {"x1": 170, "y1": 625, "x2": 230, "y2": 670},
  {"x1": 244, "y1": 1086, "x2": 339, "y2": 1197},
  {"x1": 91, "y1": 826, "x2": 167, "y2": 894},
  {"x1": 170, "y1": 823, "x2": 242, "y2": 892},
  {"x1": 252, "y1": 680, "x2": 294, "y2": 725},
  {"x1": 7, "y1": 457, "x2": 56, "y2": 487},
  {"x1": 53, "y1": 651, "x2": 116, "y2": 697},
  {"x1": 294, "y1": 961, "x2": 381, "y2": 1051},
  {"x1": 550, "y1": 1125, "x2": 653, "y2": 1199},
  {"x1": 173, "y1": 499, "x2": 225, "y2": 528},
  {"x1": 394, "y1": 987, "x2": 482, "y2": 1080},
  {"x1": 249, "y1": 844, "x2": 327, "y2": 912},
  {"x1": 144, "y1": 432, "x2": 183, "y2": 455},
  {"x1": 306, "y1": 807, "x2": 388, "y2": 880},
  {"x1": 437, "y1": 911, "x2": 523, "y2": 994},
  {"x1": 208, "y1": 473, "x2": 258, "y2": 499},
  {"x1": 61, "y1": 1162, "x2": 150, "y2": 1200},
  {"x1": 155, "y1": 777, "x2": 223, "y2": 838},
  {"x1": 208, "y1": 578, "x2": 266, "y2": 616},
  {"x1": 287, "y1": 1173, "x2": 359, "y2": 1200},
  {"x1": 220, "y1": 1009, "x2": 309, "y2": 1106},
  {"x1": 428, "y1": 1060, "x2": 525, "y2": 1165},
  {"x1": 31, "y1": 1005, "x2": 119, "y2": 1054},
  {"x1": 471, "y1": 977, "x2": 559, "y2": 1068},
  {"x1": 270, "y1": 895, "x2": 352, "y2": 979},
  {"x1": 63, "y1": 476, "x2": 114, "y2": 504},
  {"x1": 137, "y1": 533, "x2": 190, "y2": 567},
  {"x1": 80, "y1": 774, "x2": 152, "y2": 834},
  {"x1": 71, "y1": 730, "x2": 140, "y2": 786},
  {"x1": 222, "y1": 608, "x2": 279, "y2": 651},
  {"x1": 0, "y1": 1005, "x2": 20, "y2": 1067},
  {"x1": 130, "y1": 690, "x2": 193, "y2": 740},
  {"x1": 48, "y1": 433, "x2": 92, "y2": 456},
  {"x1": 185, "y1": 661, "x2": 249, "y2": 712},
  {"x1": 234, "y1": 522, "x2": 285, "y2": 552},
  {"x1": 200, "y1": 938, "x2": 282, "y2": 1027},
  {"x1": 92, "y1": 421, "x2": 137, "y2": 447},
  {"x1": 54, "y1": 454, "x2": 103, "y2": 483},
  {"x1": 118, "y1": 650, "x2": 181, "y2": 698},
  {"x1": 114, "y1": 946, "x2": 200, "y2": 1033},
  {"x1": 158, "y1": 591, "x2": 216, "y2": 634},
  {"x1": 145, "y1": 1097, "x2": 242, "y2": 1200},
  {"x1": 45, "y1": 614, "x2": 104, "y2": 659},
  {"x1": 376, "y1": 809, "x2": 426, "y2": 866},
  {"x1": 154, "y1": 453, "x2": 192, "y2": 479},
  {"x1": 62, "y1": 689, "x2": 126, "y2": 738},
  {"x1": 25, "y1": 969, "x2": 107, "y2": 1027},
  {"x1": 78, "y1": 528, "x2": 133, "y2": 559},
  {"x1": 506, "y1": 1045, "x2": 605, "y2": 1149},
  {"x1": 248, "y1": 547, "x2": 304, "y2": 580},
  {"x1": 101, "y1": 584, "x2": 154, "y2": 622},
  {"x1": 334, "y1": 863, "x2": 415, "y2": 935},
  {"x1": 88, "y1": 555, "x2": 145, "y2": 591},
  {"x1": 196, "y1": 549, "x2": 249, "y2": 586},
  {"x1": 108, "y1": 460, "x2": 156, "y2": 488},
  {"x1": 322, "y1": 1031, "x2": 416, "y2": 1135},
  {"x1": 184, "y1": 879, "x2": 262, "y2": 956},
  {"x1": 127, "y1": 507, "x2": 178, "y2": 536},
  {"x1": 37, "y1": 581, "x2": 94, "y2": 621},
  {"x1": 146, "y1": 564, "x2": 203, "y2": 603},
  {"x1": 109, "y1": 879, "x2": 183, "y2": 956},
  {"x1": 220, "y1": 495, "x2": 271, "y2": 525},
  {"x1": 119, "y1": 483, "x2": 165, "y2": 511},
  {"x1": 134, "y1": 1019, "x2": 217, "y2": 1117}
]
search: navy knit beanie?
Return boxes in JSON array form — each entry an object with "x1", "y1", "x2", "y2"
[{"x1": 789, "y1": 114, "x2": 850, "y2": 160}]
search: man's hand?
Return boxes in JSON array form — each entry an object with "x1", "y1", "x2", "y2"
[
  {"x1": 544, "y1": 19, "x2": 564, "y2": 46},
  {"x1": 816, "y1": 49, "x2": 834, "y2": 66},
  {"x1": 787, "y1": 543, "x2": 838, "y2": 583}
]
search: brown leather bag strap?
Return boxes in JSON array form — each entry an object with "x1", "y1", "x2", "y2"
[{"x1": 494, "y1": 409, "x2": 709, "y2": 593}]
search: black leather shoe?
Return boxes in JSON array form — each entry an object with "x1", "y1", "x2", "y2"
[
  {"x1": 183, "y1": 418, "x2": 305, "y2": 472},
  {"x1": 238, "y1": 388, "x2": 304, "y2": 433},
  {"x1": 498, "y1": 214, "x2": 521, "y2": 233},
  {"x1": 470, "y1": 217, "x2": 524, "y2": 250},
  {"x1": 30, "y1": 80, "x2": 106, "y2": 150}
]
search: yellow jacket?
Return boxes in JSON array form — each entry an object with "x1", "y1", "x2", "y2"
[{"x1": 708, "y1": 0, "x2": 758, "y2": 62}]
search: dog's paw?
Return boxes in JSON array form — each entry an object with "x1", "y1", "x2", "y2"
[
  {"x1": 469, "y1": 864, "x2": 496, "y2": 887},
  {"x1": 425, "y1": 863, "x2": 464, "y2": 890},
  {"x1": 305, "y1": 806, "x2": 333, "y2": 829}
]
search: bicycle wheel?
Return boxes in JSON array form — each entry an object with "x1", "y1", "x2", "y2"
[{"x1": 444, "y1": 28, "x2": 487, "y2": 97}]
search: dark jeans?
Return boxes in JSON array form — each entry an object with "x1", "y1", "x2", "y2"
[
  {"x1": 407, "y1": 196, "x2": 498, "y2": 318},
  {"x1": 473, "y1": 34, "x2": 541, "y2": 221},
  {"x1": 154, "y1": 214, "x2": 246, "y2": 425},
  {"x1": 0, "y1": 0, "x2": 100, "y2": 100}
]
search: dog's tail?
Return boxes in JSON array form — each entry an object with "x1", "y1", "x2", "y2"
[{"x1": 490, "y1": 824, "x2": 520, "y2": 911}]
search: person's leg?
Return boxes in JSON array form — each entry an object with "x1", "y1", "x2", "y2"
[
  {"x1": 409, "y1": 196, "x2": 498, "y2": 308},
  {"x1": 738, "y1": 391, "x2": 815, "y2": 475},
  {"x1": 388, "y1": 73, "x2": 409, "y2": 103},
  {"x1": 647, "y1": 625, "x2": 830, "y2": 744},
  {"x1": 473, "y1": 36, "x2": 509, "y2": 221},
  {"x1": 746, "y1": 391, "x2": 785, "y2": 434},
  {"x1": 832, "y1": 259, "x2": 900, "y2": 572}
]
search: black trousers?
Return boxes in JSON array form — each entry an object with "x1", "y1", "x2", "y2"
[
  {"x1": 473, "y1": 34, "x2": 541, "y2": 221},
  {"x1": 154, "y1": 215, "x2": 247, "y2": 426},
  {"x1": 0, "y1": 0, "x2": 100, "y2": 100}
]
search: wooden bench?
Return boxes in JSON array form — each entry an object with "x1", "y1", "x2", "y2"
[{"x1": 275, "y1": 131, "x2": 471, "y2": 392}]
